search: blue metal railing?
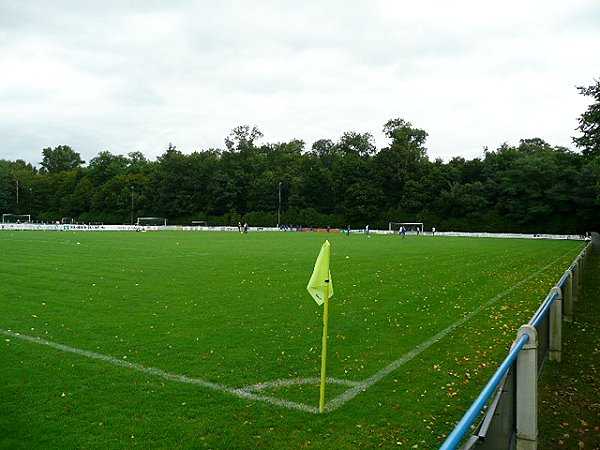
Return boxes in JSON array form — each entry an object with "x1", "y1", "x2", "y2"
[
  {"x1": 530, "y1": 290, "x2": 558, "y2": 329},
  {"x1": 439, "y1": 333, "x2": 529, "y2": 450},
  {"x1": 439, "y1": 242, "x2": 590, "y2": 449},
  {"x1": 557, "y1": 271, "x2": 570, "y2": 289}
]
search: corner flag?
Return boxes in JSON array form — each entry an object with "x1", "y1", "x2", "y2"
[
  {"x1": 307, "y1": 240, "x2": 333, "y2": 413},
  {"x1": 306, "y1": 240, "x2": 333, "y2": 305}
]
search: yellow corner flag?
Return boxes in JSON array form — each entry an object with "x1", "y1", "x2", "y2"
[
  {"x1": 306, "y1": 240, "x2": 333, "y2": 305},
  {"x1": 307, "y1": 240, "x2": 333, "y2": 413}
]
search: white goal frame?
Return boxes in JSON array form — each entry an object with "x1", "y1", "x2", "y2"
[
  {"x1": 191, "y1": 220, "x2": 207, "y2": 227},
  {"x1": 136, "y1": 217, "x2": 168, "y2": 226},
  {"x1": 2, "y1": 213, "x2": 31, "y2": 224},
  {"x1": 389, "y1": 222, "x2": 423, "y2": 233}
]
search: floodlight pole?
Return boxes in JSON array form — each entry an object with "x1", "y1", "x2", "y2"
[
  {"x1": 277, "y1": 181, "x2": 282, "y2": 227},
  {"x1": 130, "y1": 186, "x2": 134, "y2": 225}
]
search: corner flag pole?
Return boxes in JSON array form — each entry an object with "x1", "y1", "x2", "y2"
[
  {"x1": 306, "y1": 240, "x2": 334, "y2": 413},
  {"x1": 319, "y1": 280, "x2": 330, "y2": 413}
]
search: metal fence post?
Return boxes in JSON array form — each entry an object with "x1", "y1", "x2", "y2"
[
  {"x1": 516, "y1": 324, "x2": 538, "y2": 450},
  {"x1": 548, "y1": 287, "x2": 562, "y2": 363},
  {"x1": 592, "y1": 232, "x2": 600, "y2": 254},
  {"x1": 572, "y1": 261, "x2": 580, "y2": 303},
  {"x1": 563, "y1": 269, "x2": 573, "y2": 323}
]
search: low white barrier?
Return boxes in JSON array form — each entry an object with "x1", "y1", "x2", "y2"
[{"x1": 0, "y1": 222, "x2": 588, "y2": 241}]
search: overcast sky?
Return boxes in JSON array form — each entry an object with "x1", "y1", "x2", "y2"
[{"x1": 1, "y1": 0, "x2": 599, "y2": 167}]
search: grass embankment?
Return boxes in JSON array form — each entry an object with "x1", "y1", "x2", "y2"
[{"x1": 539, "y1": 253, "x2": 600, "y2": 449}]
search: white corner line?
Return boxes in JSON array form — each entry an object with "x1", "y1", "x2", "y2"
[
  {"x1": 326, "y1": 251, "x2": 572, "y2": 410},
  {"x1": 1, "y1": 248, "x2": 575, "y2": 414},
  {"x1": 0, "y1": 329, "x2": 319, "y2": 413}
]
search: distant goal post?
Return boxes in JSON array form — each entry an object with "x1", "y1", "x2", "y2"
[
  {"x1": 136, "y1": 217, "x2": 168, "y2": 226},
  {"x1": 389, "y1": 222, "x2": 423, "y2": 233},
  {"x1": 2, "y1": 213, "x2": 31, "y2": 224}
]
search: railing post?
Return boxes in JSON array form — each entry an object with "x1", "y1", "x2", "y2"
[
  {"x1": 516, "y1": 324, "x2": 538, "y2": 450},
  {"x1": 592, "y1": 232, "x2": 600, "y2": 254},
  {"x1": 562, "y1": 269, "x2": 573, "y2": 323},
  {"x1": 572, "y1": 261, "x2": 580, "y2": 302},
  {"x1": 549, "y1": 287, "x2": 562, "y2": 362}
]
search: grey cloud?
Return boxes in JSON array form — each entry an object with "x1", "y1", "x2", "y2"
[{"x1": 0, "y1": 0, "x2": 598, "y2": 166}]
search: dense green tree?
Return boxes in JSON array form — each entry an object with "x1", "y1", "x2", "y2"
[
  {"x1": 205, "y1": 169, "x2": 237, "y2": 216},
  {"x1": 126, "y1": 151, "x2": 151, "y2": 173},
  {"x1": 382, "y1": 118, "x2": 428, "y2": 150},
  {"x1": 342, "y1": 180, "x2": 386, "y2": 225},
  {"x1": 51, "y1": 169, "x2": 86, "y2": 218},
  {"x1": 5, "y1": 107, "x2": 599, "y2": 234},
  {"x1": 336, "y1": 131, "x2": 376, "y2": 157},
  {"x1": 145, "y1": 145, "x2": 197, "y2": 218},
  {"x1": 0, "y1": 160, "x2": 19, "y2": 213},
  {"x1": 40, "y1": 145, "x2": 84, "y2": 174},
  {"x1": 374, "y1": 119, "x2": 429, "y2": 211},
  {"x1": 0, "y1": 159, "x2": 38, "y2": 215},
  {"x1": 291, "y1": 155, "x2": 333, "y2": 214},
  {"x1": 224, "y1": 125, "x2": 263, "y2": 152},
  {"x1": 573, "y1": 78, "x2": 600, "y2": 158},
  {"x1": 88, "y1": 151, "x2": 129, "y2": 185}
]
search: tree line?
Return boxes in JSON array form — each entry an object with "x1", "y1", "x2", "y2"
[{"x1": 1, "y1": 80, "x2": 599, "y2": 234}]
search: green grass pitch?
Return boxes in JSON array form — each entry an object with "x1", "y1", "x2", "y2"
[{"x1": 0, "y1": 231, "x2": 582, "y2": 449}]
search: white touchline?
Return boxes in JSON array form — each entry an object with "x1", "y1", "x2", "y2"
[
  {"x1": 0, "y1": 329, "x2": 319, "y2": 413},
  {"x1": 326, "y1": 251, "x2": 574, "y2": 410},
  {"x1": 0, "y1": 248, "x2": 577, "y2": 413}
]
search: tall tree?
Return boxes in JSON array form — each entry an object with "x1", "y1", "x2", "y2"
[
  {"x1": 336, "y1": 131, "x2": 376, "y2": 157},
  {"x1": 383, "y1": 118, "x2": 428, "y2": 150},
  {"x1": 373, "y1": 118, "x2": 429, "y2": 210},
  {"x1": 87, "y1": 151, "x2": 129, "y2": 185},
  {"x1": 40, "y1": 145, "x2": 85, "y2": 174},
  {"x1": 224, "y1": 125, "x2": 263, "y2": 152},
  {"x1": 126, "y1": 151, "x2": 151, "y2": 174},
  {"x1": 146, "y1": 145, "x2": 196, "y2": 218},
  {"x1": 573, "y1": 78, "x2": 600, "y2": 158}
]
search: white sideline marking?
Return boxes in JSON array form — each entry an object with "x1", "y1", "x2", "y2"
[
  {"x1": 326, "y1": 252, "x2": 572, "y2": 410},
  {"x1": 0, "y1": 329, "x2": 318, "y2": 413},
  {"x1": 0, "y1": 249, "x2": 576, "y2": 413}
]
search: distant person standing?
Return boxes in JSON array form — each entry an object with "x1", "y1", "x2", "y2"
[
  {"x1": 432, "y1": 227, "x2": 436, "y2": 236},
  {"x1": 365, "y1": 224, "x2": 369, "y2": 235},
  {"x1": 238, "y1": 222, "x2": 242, "y2": 233},
  {"x1": 243, "y1": 222, "x2": 248, "y2": 233},
  {"x1": 401, "y1": 226, "x2": 406, "y2": 239}
]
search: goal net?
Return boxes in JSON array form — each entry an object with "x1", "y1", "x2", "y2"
[
  {"x1": 389, "y1": 222, "x2": 423, "y2": 233},
  {"x1": 2, "y1": 214, "x2": 31, "y2": 224},
  {"x1": 191, "y1": 220, "x2": 207, "y2": 227},
  {"x1": 136, "y1": 217, "x2": 168, "y2": 226}
]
